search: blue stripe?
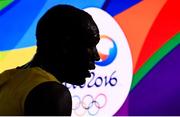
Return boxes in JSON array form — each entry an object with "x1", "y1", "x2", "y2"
[
  {"x1": 102, "y1": 0, "x2": 142, "y2": 16},
  {"x1": 0, "y1": 0, "x2": 47, "y2": 51},
  {"x1": 0, "y1": 0, "x2": 106, "y2": 51}
]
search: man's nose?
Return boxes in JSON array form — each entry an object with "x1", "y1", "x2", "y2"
[{"x1": 93, "y1": 47, "x2": 100, "y2": 61}]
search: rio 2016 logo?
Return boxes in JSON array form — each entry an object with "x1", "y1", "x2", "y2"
[
  {"x1": 95, "y1": 35, "x2": 117, "y2": 66},
  {"x1": 65, "y1": 7, "x2": 133, "y2": 116}
]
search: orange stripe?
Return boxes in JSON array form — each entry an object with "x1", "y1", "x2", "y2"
[
  {"x1": 114, "y1": 0, "x2": 167, "y2": 72},
  {"x1": 134, "y1": 0, "x2": 180, "y2": 73}
]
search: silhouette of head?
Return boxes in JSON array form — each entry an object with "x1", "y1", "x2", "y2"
[{"x1": 35, "y1": 5, "x2": 100, "y2": 85}]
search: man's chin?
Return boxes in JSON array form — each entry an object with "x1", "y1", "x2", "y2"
[
  {"x1": 76, "y1": 71, "x2": 92, "y2": 85},
  {"x1": 85, "y1": 70, "x2": 91, "y2": 78},
  {"x1": 63, "y1": 70, "x2": 91, "y2": 85},
  {"x1": 67, "y1": 78, "x2": 86, "y2": 85}
]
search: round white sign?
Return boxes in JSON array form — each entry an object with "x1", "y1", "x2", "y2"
[{"x1": 64, "y1": 7, "x2": 133, "y2": 116}]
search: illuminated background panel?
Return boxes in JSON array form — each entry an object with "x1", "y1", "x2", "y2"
[{"x1": 0, "y1": 0, "x2": 180, "y2": 116}]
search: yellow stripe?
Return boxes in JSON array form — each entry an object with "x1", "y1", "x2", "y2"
[{"x1": 0, "y1": 46, "x2": 36, "y2": 73}]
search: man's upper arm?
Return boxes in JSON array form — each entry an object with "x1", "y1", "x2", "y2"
[{"x1": 24, "y1": 81, "x2": 72, "y2": 116}]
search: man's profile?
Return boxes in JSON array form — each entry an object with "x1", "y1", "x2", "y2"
[{"x1": 0, "y1": 5, "x2": 100, "y2": 115}]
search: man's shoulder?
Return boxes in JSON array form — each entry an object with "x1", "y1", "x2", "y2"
[{"x1": 24, "y1": 81, "x2": 72, "y2": 115}]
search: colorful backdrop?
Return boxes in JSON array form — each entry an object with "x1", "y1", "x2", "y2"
[{"x1": 0, "y1": 0, "x2": 180, "y2": 116}]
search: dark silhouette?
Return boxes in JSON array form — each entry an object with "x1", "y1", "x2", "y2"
[{"x1": 0, "y1": 5, "x2": 100, "y2": 115}]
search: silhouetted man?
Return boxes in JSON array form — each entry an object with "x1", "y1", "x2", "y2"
[{"x1": 0, "y1": 5, "x2": 100, "y2": 115}]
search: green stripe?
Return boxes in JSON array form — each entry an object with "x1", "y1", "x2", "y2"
[
  {"x1": 0, "y1": 0, "x2": 13, "y2": 11},
  {"x1": 131, "y1": 33, "x2": 180, "y2": 90}
]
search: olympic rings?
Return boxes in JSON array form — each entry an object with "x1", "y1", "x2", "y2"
[
  {"x1": 72, "y1": 95, "x2": 81, "y2": 110},
  {"x1": 74, "y1": 102, "x2": 87, "y2": 116},
  {"x1": 95, "y1": 93, "x2": 107, "y2": 108},
  {"x1": 87, "y1": 100, "x2": 100, "y2": 116},
  {"x1": 72, "y1": 93, "x2": 107, "y2": 116},
  {"x1": 82, "y1": 94, "x2": 94, "y2": 109}
]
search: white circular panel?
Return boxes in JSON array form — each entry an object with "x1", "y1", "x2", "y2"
[{"x1": 64, "y1": 7, "x2": 133, "y2": 116}]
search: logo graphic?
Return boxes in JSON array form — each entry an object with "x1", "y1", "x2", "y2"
[{"x1": 95, "y1": 35, "x2": 117, "y2": 66}]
